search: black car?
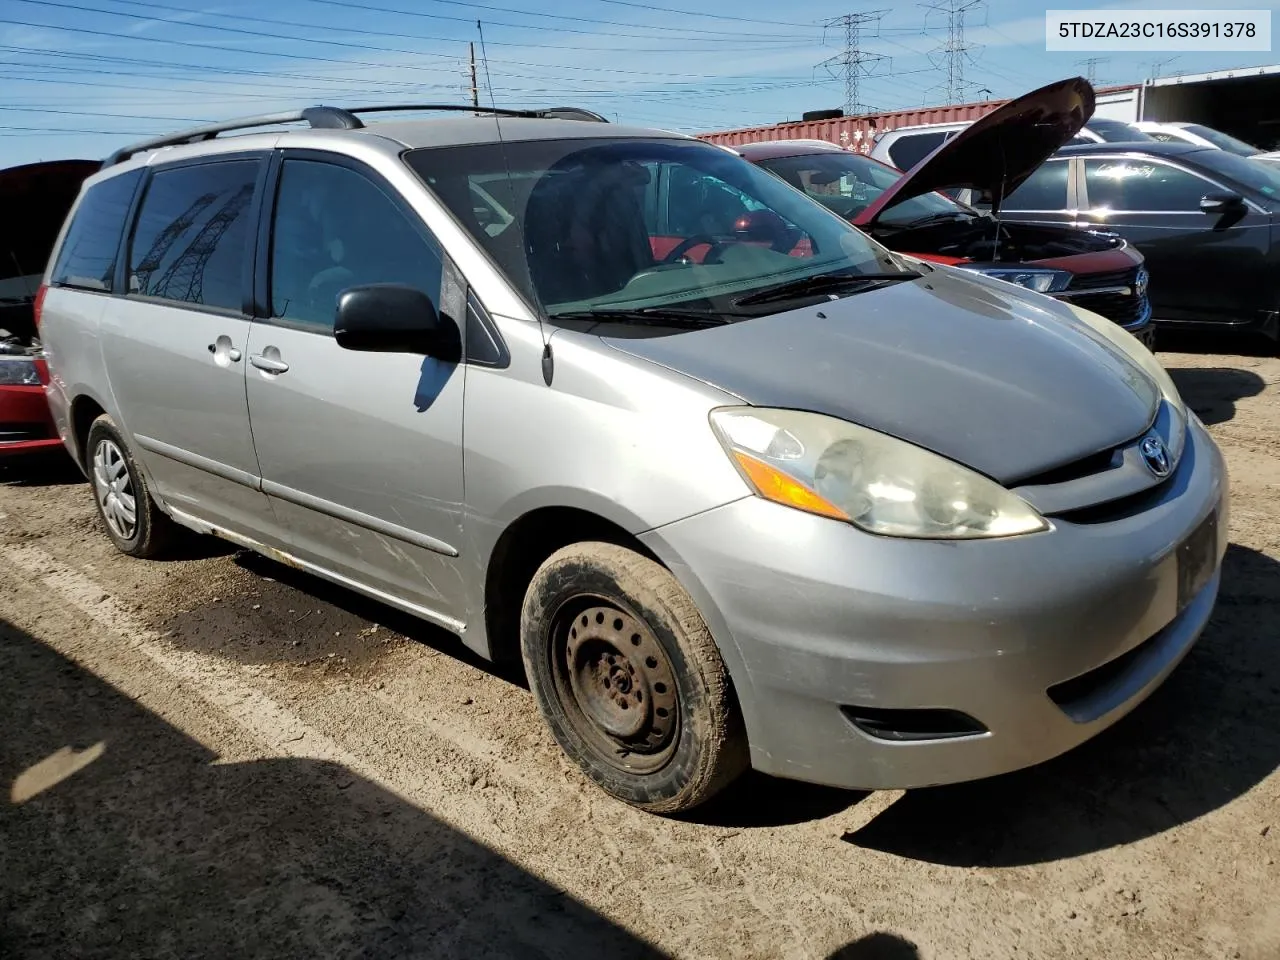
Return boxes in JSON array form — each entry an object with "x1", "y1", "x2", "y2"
[{"x1": 997, "y1": 140, "x2": 1280, "y2": 342}]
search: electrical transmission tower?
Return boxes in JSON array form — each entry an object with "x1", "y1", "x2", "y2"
[
  {"x1": 132, "y1": 193, "x2": 216, "y2": 294},
  {"x1": 1077, "y1": 57, "x2": 1109, "y2": 85},
  {"x1": 817, "y1": 11, "x2": 890, "y2": 115},
  {"x1": 152, "y1": 185, "x2": 253, "y2": 305},
  {"x1": 922, "y1": 0, "x2": 986, "y2": 104}
]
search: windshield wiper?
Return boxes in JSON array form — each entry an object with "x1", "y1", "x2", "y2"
[
  {"x1": 733, "y1": 270, "x2": 920, "y2": 307},
  {"x1": 549, "y1": 306, "x2": 732, "y2": 328}
]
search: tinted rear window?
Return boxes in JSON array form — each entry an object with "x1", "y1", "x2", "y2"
[
  {"x1": 128, "y1": 160, "x2": 258, "y2": 312},
  {"x1": 49, "y1": 169, "x2": 141, "y2": 292},
  {"x1": 1003, "y1": 160, "x2": 1070, "y2": 210},
  {"x1": 887, "y1": 131, "x2": 951, "y2": 171}
]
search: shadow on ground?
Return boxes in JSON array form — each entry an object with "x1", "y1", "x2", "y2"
[
  {"x1": 0, "y1": 618, "x2": 661, "y2": 959},
  {"x1": 827, "y1": 932, "x2": 921, "y2": 959},
  {"x1": 844, "y1": 544, "x2": 1280, "y2": 867},
  {"x1": 1167, "y1": 366, "x2": 1267, "y2": 426}
]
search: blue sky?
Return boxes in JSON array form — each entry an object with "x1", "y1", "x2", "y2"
[{"x1": 2, "y1": 0, "x2": 1277, "y2": 166}]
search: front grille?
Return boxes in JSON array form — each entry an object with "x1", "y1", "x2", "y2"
[
  {"x1": 1067, "y1": 267, "x2": 1136, "y2": 290},
  {"x1": 1061, "y1": 266, "x2": 1148, "y2": 326},
  {"x1": 841, "y1": 705, "x2": 988, "y2": 742},
  {"x1": 1047, "y1": 630, "x2": 1158, "y2": 717},
  {"x1": 1070, "y1": 290, "x2": 1148, "y2": 325}
]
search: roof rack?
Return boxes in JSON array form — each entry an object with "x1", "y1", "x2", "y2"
[{"x1": 102, "y1": 103, "x2": 609, "y2": 167}]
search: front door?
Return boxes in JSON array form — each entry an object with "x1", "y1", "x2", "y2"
[
  {"x1": 99, "y1": 155, "x2": 275, "y2": 539},
  {"x1": 244, "y1": 153, "x2": 466, "y2": 625},
  {"x1": 1077, "y1": 156, "x2": 1272, "y2": 325}
]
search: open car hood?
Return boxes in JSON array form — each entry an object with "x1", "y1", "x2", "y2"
[
  {"x1": 860, "y1": 77, "x2": 1094, "y2": 224},
  {"x1": 0, "y1": 159, "x2": 100, "y2": 285}
]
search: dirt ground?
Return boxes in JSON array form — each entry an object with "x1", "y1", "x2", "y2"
[{"x1": 2, "y1": 339, "x2": 1278, "y2": 960}]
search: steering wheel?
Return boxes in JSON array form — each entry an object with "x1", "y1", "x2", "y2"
[{"x1": 661, "y1": 234, "x2": 726, "y2": 265}]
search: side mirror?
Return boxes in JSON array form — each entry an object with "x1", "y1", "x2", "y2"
[
  {"x1": 1200, "y1": 192, "x2": 1244, "y2": 215},
  {"x1": 333, "y1": 284, "x2": 459, "y2": 361}
]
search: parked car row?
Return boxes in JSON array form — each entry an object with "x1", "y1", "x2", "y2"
[
  {"x1": 27, "y1": 96, "x2": 1227, "y2": 815},
  {"x1": 732, "y1": 79, "x2": 1155, "y2": 348},
  {"x1": 736, "y1": 78, "x2": 1280, "y2": 347}
]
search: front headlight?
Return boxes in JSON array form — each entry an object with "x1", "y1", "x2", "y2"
[
  {"x1": 962, "y1": 266, "x2": 1071, "y2": 294},
  {"x1": 0, "y1": 355, "x2": 40, "y2": 386},
  {"x1": 709, "y1": 408, "x2": 1048, "y2": 539}
]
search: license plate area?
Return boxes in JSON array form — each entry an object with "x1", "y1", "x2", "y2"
[{"x1": 1177, "y1": 510, "x2": 1218, "y2": 608}]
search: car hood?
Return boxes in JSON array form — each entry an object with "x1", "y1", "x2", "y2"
[
  {"x1": 861, "y1": 77, "x2": 1095, "y2": 224},
  {"x1": 602, "y1": 267, "x2": 1158, "y2": 485},
  {"x1": 0, "y1": 159, "x2": 100, "y2": 284}
]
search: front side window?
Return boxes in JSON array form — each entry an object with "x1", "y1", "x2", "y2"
[
  {"x1": 1084, "y1": 159, "x2": 1214, "y2": 211},
  {"x1": 1194, "y1": 148, "x2": 1280, "y2": 200},
  {"x1": 128, "y1": 161, "x2": 257, "y2": 311},
  {"x1": 269, "y1": 159, "x2": 443, "y2": 331},
  {"x1": 50, "y1": 169, "x2": 142, "y2": 293},
  {"x1": 758, "y1": 152, "x2": 967, "y2": 225},
  {"x1": 1002, "y1": 161, "x2": 1070, "y2": 211},
  {"x1": 406, "y1": 137, "x2": 895, "y2": 318}
]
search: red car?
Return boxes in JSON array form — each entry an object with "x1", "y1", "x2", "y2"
[
  {"x1": 734, "y1": 77, "x2": 1155, "y2": 348},
  {"x1": 1, "y1": 159, "x2": 99, "y2": 458}
]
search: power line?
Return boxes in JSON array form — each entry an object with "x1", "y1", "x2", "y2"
[
  {"x1": 817, "y1": 11, "x2": 890, "y2": 115},
  {"x1": 289, "y1": 0, "x2": 822, "y2": 40},
  {"x1": 922, "y1": 0, "x2": 986, "y2": 103},
  {"x1": 102, "y1": 0, "x2": 820, "y2": 44}
]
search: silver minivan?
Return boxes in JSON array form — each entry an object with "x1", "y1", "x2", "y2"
[{"x1": 39, "y1": 105, "x2": 1228, "y2": 814}]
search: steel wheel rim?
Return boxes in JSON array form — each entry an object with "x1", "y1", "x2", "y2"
[
  {"x1": 92, "y1": 438, "x2": 137, "y2": 541},
  {"x1": 551, "y1": 598, "x2": 680, "y2": 775}
]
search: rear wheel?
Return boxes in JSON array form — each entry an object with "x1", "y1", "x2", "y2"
[
  {"x1": 86, "y1": 415, "x2": 176, "y2": 558},
  {"x1": 520, "y1": 541, "x2": 748, "y2": 814}
]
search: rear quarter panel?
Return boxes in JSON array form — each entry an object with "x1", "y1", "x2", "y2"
[{"x1": 39, "y1": 287, "x2": 118, "y2": 467}]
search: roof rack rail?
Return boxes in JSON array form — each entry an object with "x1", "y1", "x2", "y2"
[
  {"x1": 344, "y1": 104, "x2": 610, "y2": 122},
  {"x1": 102, "y1": 106, "x2": 362, "y2": 167},
  {"x1": 102, "y1": 102, "x2": 609, "y2": 167}
]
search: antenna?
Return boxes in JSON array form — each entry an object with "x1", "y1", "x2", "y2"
[{"x1": 476, "y1": 20, "x2": 554, "y2": 386}]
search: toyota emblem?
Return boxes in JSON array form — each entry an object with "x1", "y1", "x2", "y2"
[
  {"x1": 1140, "y1": 435, "x2": 1171, "y2": 477},
  {"x1": 1134, "y1": 268, "x2": 1150, "y2": 298}
]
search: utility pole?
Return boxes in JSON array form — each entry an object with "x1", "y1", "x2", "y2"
[
  {"x1": 469, "y1": 42, "x2": 480, "y2": 114},
  {"x1": 817, "y1": 11, "x2": 889, "y2": 116},
  {"x1": 1077, "y1": 56, "x2": 1109, "y2": 85},
  {"x1": 922, "y1": 0, "x2": 985, "y2": 104}
]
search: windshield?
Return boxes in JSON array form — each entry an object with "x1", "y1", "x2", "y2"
[
  {"x1": 1182, "y1": 124, "x2": 1260, "y2": 157},
  {"x1": 755, "y1": 151, "x2": 969, "y2": 226},
  {"x1": 1195, "y1": 149, "x2": 1280, "y2": 201},
  {"x1": 1088, "y1": 119, "x2": 1155, "y2": 142},
  {"x1": 404, "y1": 137, "x2": 898, "y2": 317}
]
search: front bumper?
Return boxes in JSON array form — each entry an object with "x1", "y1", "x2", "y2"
[
  {"x1": 0, "y1": 384, "x2": 63, "y2": 457},
  {"x1": 641, "y1": 416, "x2": 1228, "y2": 791}
]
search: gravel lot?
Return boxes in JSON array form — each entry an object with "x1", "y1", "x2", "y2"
[{"x1": 2, "y1": 341, "x2": 1278, "y2": 960}]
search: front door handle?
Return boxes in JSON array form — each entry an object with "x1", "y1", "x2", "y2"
[
  {"x1": 249, "y1": 353, "x2": 290, "y2": 374},
  {"x1": 208, "y1": 336, "x2": 242, "y2": 364}
]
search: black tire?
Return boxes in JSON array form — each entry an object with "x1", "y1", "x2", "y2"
[
  {"x1": 520, "y1": 541, "x2": 748, "y2": 814},
  {"x1": 85, "y1": 414, "x2": 177, "y2": 558}
]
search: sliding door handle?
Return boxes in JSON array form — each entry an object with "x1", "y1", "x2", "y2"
[{"x1": 249, "y1": 353, "x2": 290, "y2": 374}]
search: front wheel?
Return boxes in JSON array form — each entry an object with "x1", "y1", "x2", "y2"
[{"x1": 520, "y1": 542, "x2": 748, "y2": 814}]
